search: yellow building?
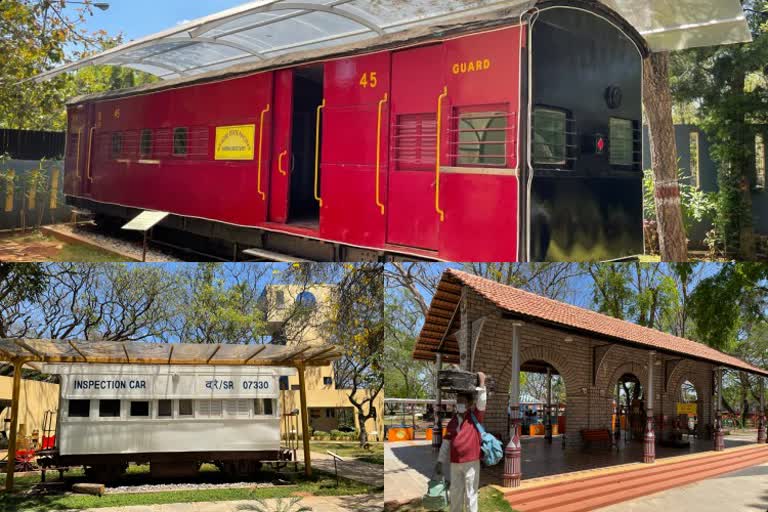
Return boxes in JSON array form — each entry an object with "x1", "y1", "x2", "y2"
[
  {"x1": 0, "y1": 375, "x2": 59, "y2": 442},
  {"x1": 263, "y1": 284, "x2": 383, "y2": 440}
]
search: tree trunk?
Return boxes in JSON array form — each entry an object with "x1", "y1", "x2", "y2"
[
  {"x1": 642, "y1": 52, "x2": 689, "y2": 262},
  {"x1": 358, "y1": 412, "x2": 369, "y2": 447}
]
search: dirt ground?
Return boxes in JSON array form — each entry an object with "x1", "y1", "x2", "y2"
[{"x1": 0, "y1": 231, "x2": 126, "y2": 262}]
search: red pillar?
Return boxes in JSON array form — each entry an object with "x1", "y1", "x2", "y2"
[
  {"x1": 643, "y1": 351, "x2": 656, "y2": 463},
  {"x1": 714, "y1": 367, "x2": 724, "y2": 452},
  {"x1": 504, "y1": 411, "x2": 522, "y2": 488}
]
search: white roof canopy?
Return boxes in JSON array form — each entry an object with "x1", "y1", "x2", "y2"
[{"x1": 30, "y1": 0, "x2": 751, "y2": 83}]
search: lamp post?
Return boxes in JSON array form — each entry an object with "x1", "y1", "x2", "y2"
[{"x1": 68, "y1": 1, "x2": 111, "y2": 10}]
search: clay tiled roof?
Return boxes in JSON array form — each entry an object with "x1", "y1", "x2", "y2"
[{"x1": 414, "y1": 269, "x2": 768, "y2": 376}]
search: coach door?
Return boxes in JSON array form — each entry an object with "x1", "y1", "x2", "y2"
[
  {"x1": 386, "y1": 44, "x2": 445, "y2": 251},
  {"x1": 268, "y1": 69, "x2": 293, "y2": 224}
]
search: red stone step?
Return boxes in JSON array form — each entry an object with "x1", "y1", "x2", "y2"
[
  {"x1": 505, "y1": 444, "x2": 764, "y2": 503},
  {"x1": 506, "y1": 445, "x2": 768, "y2": 512}
]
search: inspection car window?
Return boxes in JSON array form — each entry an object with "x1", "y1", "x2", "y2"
[
  {"x1": 533, "y1": 108, "x2": 567, "y2": 165},
  {"x1": 140, "y1": 129, "x2": 153, "y2": 157},
  {"x1": 173, "y1": 128, "x2": 188, "y2": 156},
  {"x1": 198, "y1": 399, "x2": 224, "y2": 418},
  {"x1": 254, "y1": 398, "x2": 275, "y2": 416},
  {"x1": 99, "y1": 399, "x2": 121, "y2": 418},
  {"x1": 157, "y1": 399, "x2": 172, "y2": 417},
  {"x1": 68, "y1": 399, "x2": 90, "y2": 418},
  {"x1": 130, "y1": 401, "x2": 150, "y2": 417},
  {"x1": 178, "y1": 399, "x2": 193, "y2": 417},
  {"x1": 610, "y1": 118, "x2": 635, "y2": 166},
  {"x1": 455, "y1": 108, "x2": 507, "y2": 167},
  {"x1": 224, "y1": 399, "x2": 250, "y2": 417}
]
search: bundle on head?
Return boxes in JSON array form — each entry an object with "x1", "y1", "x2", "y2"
[{"x1": 438, "y1": 369, "x2": 495, "y2": 393}]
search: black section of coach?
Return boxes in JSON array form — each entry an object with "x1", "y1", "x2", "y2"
[
  {"x1": 0, "y1": 129, "x2": 66, "y2": 160},
  {"x1": 529, "y1": 5, "x2": 644, "y2": 261}
]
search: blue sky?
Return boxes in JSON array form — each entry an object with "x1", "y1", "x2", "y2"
[{"x1": 68, "y1": 0, "x2": 250, "y2": 41}]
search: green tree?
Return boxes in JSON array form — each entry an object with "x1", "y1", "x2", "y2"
[
  {"x1": 0, "y1": 0, "x2": 156, "y2": 130},
  {"x1": 670, "y1": 1, "x2": 768, "y2": 258},
  {"x1": 176, "y1": 263, "x2": 268, "y2": 345}
]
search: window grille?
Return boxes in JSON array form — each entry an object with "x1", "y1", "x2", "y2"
[{"x1": 393, "y1": 113, "x2": 437, "y2": 171}]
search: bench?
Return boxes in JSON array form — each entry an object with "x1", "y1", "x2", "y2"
[{"x1": 581, "y1": 428, "x2": 613, "y2": 448}]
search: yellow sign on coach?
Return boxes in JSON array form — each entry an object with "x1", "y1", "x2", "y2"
[
  {"x1": 676, "y1": 403, "x2": 697, "y2": 416},
  {"x1": 215, "y1": 124, "x2": 256, "y2": 161}
]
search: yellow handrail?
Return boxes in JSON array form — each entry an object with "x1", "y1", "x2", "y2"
[
  {"x1": 314, "y1": 99, "x2": 326, "y2": 208},
  {"x1": 86, "y1": 127, "x2": 96, "y2": 183},
  {"x1": 375, "y1": 93, "x2": 389, "y2": 215},
  {"x1": 435, "y1": 86, "x2": 448, "y2": 222},
  {"x1": 257, "y1": 104, "x2": 271, "y2": 201},
  {"x1": 278, "y1": 150, "x2": 288, "y2": 176},
  {"x1": 75, "y1": 128, "x2": 82, "y2": 178}
]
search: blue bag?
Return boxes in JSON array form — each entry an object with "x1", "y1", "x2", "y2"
[{"x1": 469, "y1": 412, "x2": 503, "y2": 466}]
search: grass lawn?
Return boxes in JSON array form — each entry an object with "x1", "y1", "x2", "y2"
[
  {"x1": 0, "y1": 464, "x2": 381, "y2": 512},
  {"x1": 310, "y1": 441, "x2": 384, "y2": 465},
  {"x1": 395, "y1": 487, "x2": 517, "y2": 511}
]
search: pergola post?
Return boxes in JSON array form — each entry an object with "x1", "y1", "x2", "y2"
[
  {"x1": 503, "y1": 321, "x2": 523, "y2": 488},
  {"x1": 433, "y1": 353, "x2": 443, "y2": 450},
  {"x1": 643, "y1": 351, "x2": 656, "y2": 463},
  {"x1": 5, "y1": 359, "x2": 25, "y2": 492},
  {"x1": 296, "y1": 362, "x2": 312, "y2": 477},
  {"x1": 545, "y1": 366, "x2": 553, "y2": 444},
  {"x1": 714, "y1": 367, "x2": 724, "y2": 452},
  {"x1": 758, "y1": 377, "x2": 766, "y2": 444}
]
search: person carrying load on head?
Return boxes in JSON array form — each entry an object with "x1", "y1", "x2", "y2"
[{"x1": 435, "y1": 372, "x2": 487, "y2": 512}]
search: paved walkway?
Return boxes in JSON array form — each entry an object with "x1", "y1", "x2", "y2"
[
  {"x1": 598, "y1": 461, "x2": 768, "y2": 511},
  {"x1": 385, "y1": 440, "x2": 433, "y2": 507},
  {"x1": 300, "y1": 450, "x2": 384, "y2": 487},
  {"x1": 77, "y1": 494, "x2": 384, "y2": 512}
]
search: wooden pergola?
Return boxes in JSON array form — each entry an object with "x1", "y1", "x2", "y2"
[{"x1": 0, "y1": 338, "x2": 341, "y2": 492}]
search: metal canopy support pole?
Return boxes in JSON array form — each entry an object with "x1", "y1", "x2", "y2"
[
  {"x1": 714, "y1": 367, "x2": 724, "y2": 451},
  {"x1": 545, "y1": 366, "x2": 553, "y2": 444},
  {"x1": 504, "y1": 321, "x2": 523, "y2": 488},
  {"x1": 297, "y1": 362, "x2": 312, "y2": 477},
  {"x1": 433, "y1": 353, "x2": 443, "y2": 450},
  {"x1": 758, "y1": 377, "x2": 766, "y2": 444},
  {"x1": 6, "y1": 359, "x2": 24, "y2": 492},
  {"x1": 644, "y1": 351, "x2": 656, "y2": 463}
]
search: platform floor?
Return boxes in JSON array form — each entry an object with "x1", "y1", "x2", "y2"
[{"x1": 384, "y1": 431, "x2": 762, "y2": 507}]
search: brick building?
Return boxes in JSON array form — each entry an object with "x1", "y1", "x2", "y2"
[{"x1": 414, "y1": 270, "x2": 768, "y2": 487}]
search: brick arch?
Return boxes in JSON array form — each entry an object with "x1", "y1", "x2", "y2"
[
  {"x1": 519, "y1": 345, "x2": 580, "y2": 394},
  {"x1": 602, "y1": 361, "x2": 649, "y2": 398},
  {"x1": 666, "y1": 360, "x2": 706, "y2": 403}
]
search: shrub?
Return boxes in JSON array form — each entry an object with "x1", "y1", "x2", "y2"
[{"x1": 313, "y1": 430, "x2": 330, "y2": 438}]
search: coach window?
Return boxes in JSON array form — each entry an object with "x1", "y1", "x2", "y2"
[
  {"x1": 99, "y1": 399, "x2": 121, "y2": 418},
  {"x1": 111, "y1": 132, "x2": 123, "y2": 159},
  {"x1": 130, "y1": 401, "x2": 150, "y2": 417},
  {"x1": 178, "y1": 399, "x2": 193, "y2": 417},
  {"x1": 140, "y1": 129, "x2": 153, "y2": 158},
  {"x1": 68, "y1": 399, "x2": 90, "y2": 418},
  {"x1": 454, "y1": 106, "x2": 508, "y2": 167},
  {"x1": 394, "y1": 113, "x2": 438, "y2": 171},
  {"x1": 157, "y1": 399, "x2": 172, "y2": 418},
  {"x1": 609, "y1": 118, "x2": 636, "y2": 167},
  {"x1": 198, "y1": 399, "x2": 223, "y2": 418},
  {"x1": 533, "y1": 108, "x2": 567, "y2": 166},
  {"x1": 173, "y1": 128, "x2": 188, "y2": 157}
]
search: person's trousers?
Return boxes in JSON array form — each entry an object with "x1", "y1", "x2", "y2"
[{"x1": 450, "y1": 460, "x2": 480, "y2": 512}]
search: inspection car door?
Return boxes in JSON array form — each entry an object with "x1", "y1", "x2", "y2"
[{"x1": 386, "y1": 44, "x2": 445, "y2": 251}]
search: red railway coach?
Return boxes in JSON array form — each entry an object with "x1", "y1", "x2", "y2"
[{"x1": 53, "y1": 0, "x2": 750, "y2": 261}]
